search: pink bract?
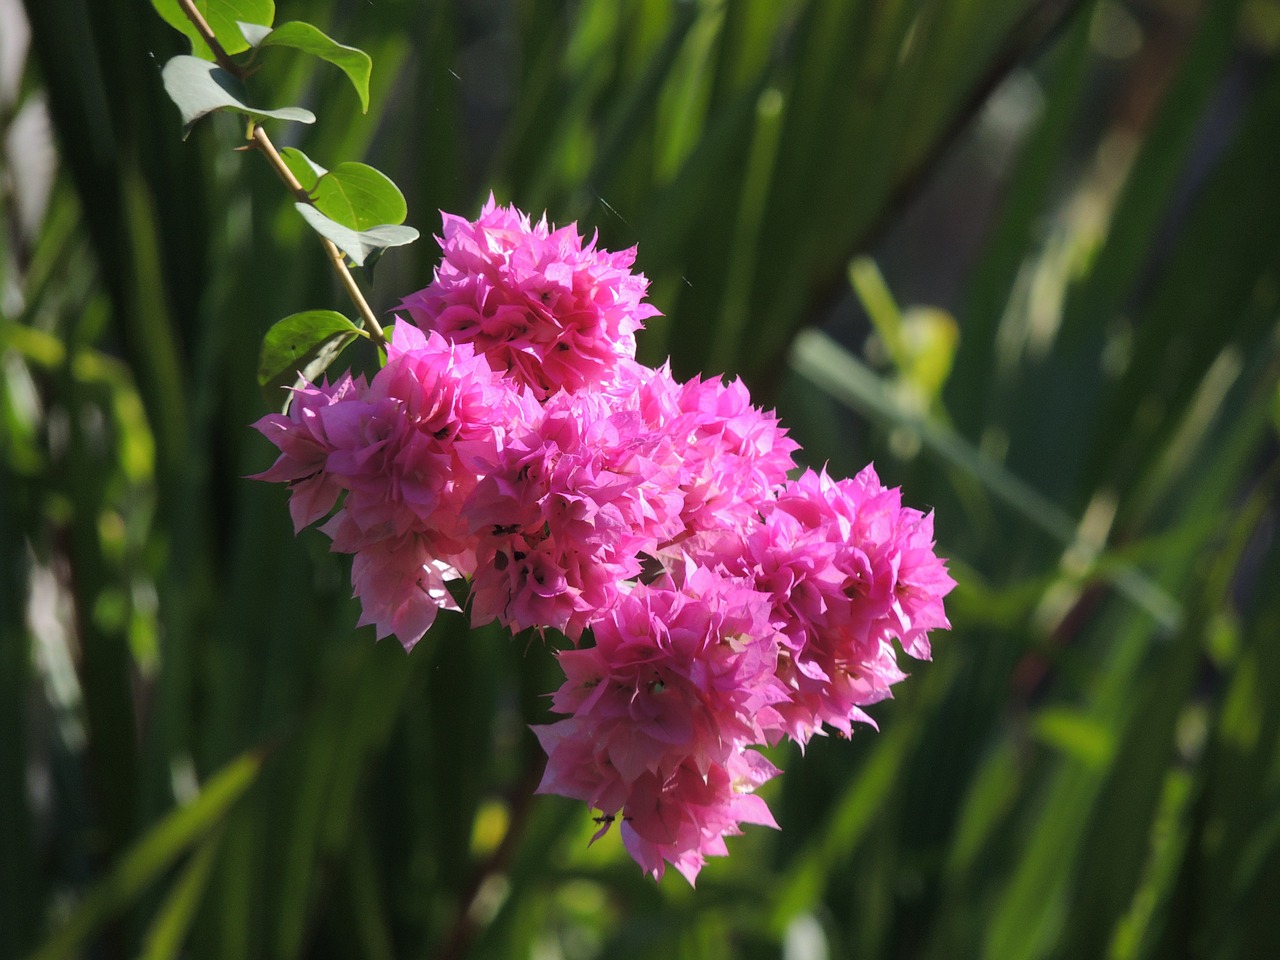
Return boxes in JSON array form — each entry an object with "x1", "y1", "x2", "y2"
[
  {"x1": 251, "y1": 374, "x2": 365, "y2": 533},
  {"x1": 466, "y1": 388, "x2": 683, "y2": 639},
  {"x1": 399, "y1": 196, "x2": 659, "y2": 399},
  {"x1": 534, "y1": 568, "x2": 788, "y2": 883},
  {"x1": 745, "y1": 466, "x2": 956, "y2": 742}
]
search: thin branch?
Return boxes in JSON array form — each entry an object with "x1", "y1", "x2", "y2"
[
  {"x1": 175, "y1": 0, "x2": 233, "y2": 67},
  {"x1": 174, "y1": 0, "x2": 386, "y2": 346},
  {"x1": 435, "y1": 752, "x2": 546, "y2": 960},
  {"x1": 247, "y1": 127, "x2": 385, "y2": 341}
]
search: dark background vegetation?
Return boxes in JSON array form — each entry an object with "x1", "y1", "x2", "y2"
[{"x1": 3, "y1": 0, "x2": 1279, "y2": 957}]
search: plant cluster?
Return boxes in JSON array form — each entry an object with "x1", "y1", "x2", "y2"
[
  {"x1": 252, "y1": 199, "x2": 955, "y2": 882},
  {"x1": 151, "y1": 0, "x2": 951, "y2": 887}
]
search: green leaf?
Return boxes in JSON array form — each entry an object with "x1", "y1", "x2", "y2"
[
  {"x1": 279, "y1": 147, "x2": 327, "y2": 193},
  {"x1": 771, "y1": 720, "x2": 916, "y2": 934},
  {"x1": 311, "y1": 163, "x2": 409, "y2": 231},
  {"x1": 848, "y1": 256, "x2": 958, "y2": 409},
  {"x1": 160, "y1": 56, "x2": 315, "y2": 136},
  {"x1": 150, "y1": 0, "x2": 275, "y2": 59},
  {"x1": 849, "y1": 256, "x2": 906, "y2": 363},
  {"x1": 30, "y1": 751, "x2": 263, "y2": 960},
  {"x1": 138, "y1": 832, "x2": 223, "y2": 960},
  {"x1": 281, "y1": 155, "x2": 409, "y2": 234},
  {"x1": 1032, "y1": 707, "x2": 1115, "y2": 771},
  {"x1": 237, "y1": 20, "x2": 373, "y2": 112},
  {"x1": 294, "y1": 204, "x2": 418, "y2": 268},
  {"x1": 257, "y1": 311, "x2": 362, "y2": 408}
]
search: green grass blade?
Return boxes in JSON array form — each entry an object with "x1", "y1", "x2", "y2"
[
  {"x1": 138, "y1": 831, "x2": 224, "y2": 960},
  {"x1": 30, "y1": 749, "x2": 264, "y2": 960}
]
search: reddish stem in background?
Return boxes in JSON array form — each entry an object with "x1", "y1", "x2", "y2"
[{"x1": 436, "y1": 752, "x2": 546, "y2": 960}]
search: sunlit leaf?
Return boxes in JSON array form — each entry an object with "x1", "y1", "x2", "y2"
[
  {"x1": 150, "y1": 0, "x2": 274, "y2": 59},
  {"x1": 238, "y1": 20, "x2": 373, "y2": 112},
  {"x1": 279, "y1": 147, "x2": 328, "y2": 193},
  {"x1": 294, "y1": 204, "x2": 418, "y2": 267},
  {"x1": 1032, "y1": 707, "x2": 1115, "y2": 770},
  {"x1": 311, "y1": 163, "x2": 408, "y2": 231},
  {"x1": 160, "y1": 56, "x2": 315, "y2": 136},
  {"x1": 257, "y1": 310, "x2": 361, "y2": 409},
  {"x1": 899, "y1": 308, "x2": 958, "y2": 400}
]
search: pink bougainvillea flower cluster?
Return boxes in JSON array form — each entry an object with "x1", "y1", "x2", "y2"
[
  {"x1": 253, "y1": 196, "x2": 955, "y2": 884},
  {"x1": 398, "y1": 199, "x2": 658, "y2": 399}
]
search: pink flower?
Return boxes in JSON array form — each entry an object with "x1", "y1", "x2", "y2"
[
  {"x1": 534, "y1": 723, "x2": 779, "y2": 885},
  {"x1": 399, "y1": 196, "x2": 659, "y2": 398},
  {"x1": 533, "y1": 565, "x2": 788, "y2": 883},
  {"x1": 620, "y1": 749, "x2": 779, "y2": 884},
  {"x1": 347, "y1": 532, "x2": 463, "y2": 650},
  {"x1": 617, "y1": 367, "x2": 799, "y2": 554},
  {"x1": 669, "y1": 374, "x2": 799, "y2": 538},
  {"x1": 743, "y1": 466, "x2": 956, "y2": 742},
  {"x1": 467, "y1": 388, "x2": 682, "y2": 639},
  {"x1": 250, "y1": 374, "x2": 366, "y2": 532},
  {"x1": 253, "y1": 324, "x2": 533, "y2": 651},
  {"x1": 550, "y1": 565, "x2": 788, "y2": 763},
  {"x1": 324, "y1": 323, "x2": 521, "y2": 559},
  {"x1": 774, "y1": 466, "x2": 954, "y2": 656}
]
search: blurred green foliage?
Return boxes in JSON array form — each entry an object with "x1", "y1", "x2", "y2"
[{"x1": 3, "y1": 0, "x2": 1279, "y2": 958}]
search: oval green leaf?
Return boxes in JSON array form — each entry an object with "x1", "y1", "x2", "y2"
[
  {"x1": 279, "y1": 147, "x2": 328, "y2": 193},
  {"x1": 151, "y1": 0, "x2": 275, "y2": 59},
  {"x1": 294, "y1": 204, "x2": 419, "y2": 268},
  {"x1": 238, "y1": 20, "x2": 372, "y2": 112},
  {"x1": 161, "y1": 56, "x2": 315, "y2": 136},
  {"x1": 259, "y1": 311, "x2": 362, "y2": 408},
  {"x1": 311, "y1": 163, "x2": 408, "y2": 231}
]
